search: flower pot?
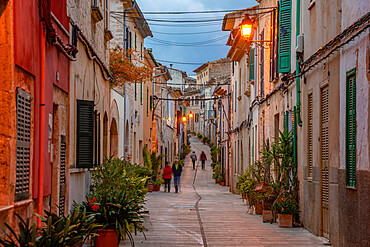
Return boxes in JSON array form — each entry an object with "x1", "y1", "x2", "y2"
[
  {"x1": 147, "y1": 182, "x2": 153, "y2": 192},
  {"x1": 219, "y1": 181, "x2": 225, "y2": 186},
  {"x1": 278, "y1": 214, "x2": 293, "y2": 228},
  {"x1": 95, "y1": 229, "x2": 119, "y2": 247},
  {"x1": 255, "y1": 201, "x2": 263, "y2": 215},
  {"x1": 153, "y1": 184, "x2": 161, "y2": 191},
  {"x1": 262, "y1": 210, "x2": 273, "y2": 223}
]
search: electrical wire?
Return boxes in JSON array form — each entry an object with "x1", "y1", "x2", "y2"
[{"x1": 151, "y1": 30, "x2": 223, "y2": 35}]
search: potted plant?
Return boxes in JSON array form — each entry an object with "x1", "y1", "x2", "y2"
[
  {"x1": 88, "y1": 157, "x2": 149, "y2": 246},
  {"x1": 274, "y1": 198, "x2": 299, "y2": 228},
  {"x1": 152, "y1": 178, "x2": 164, "y2": 191}
]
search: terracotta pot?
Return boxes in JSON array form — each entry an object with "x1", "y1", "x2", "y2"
[
  {"x1": 219, "y1": 181, "x2": 225, "y2": 186},
  {"x1": 153, "y1": 184, "x2": 161, "y2": 191},
  {"x1": 147, "y1": 182, "x2": 153, "y2": 192},
  {"x1": 262, "y1": 210, "x2": 273, "y2": 223},
  {"x1": 255, "y1": 201, "x2": 263, "y2": 215},
  {"x1": 95, "y1": 229, "x2": 119, "y2": 247},
  {"x1": 278, "y1": 214, "x2": 293, "y2": 228}
]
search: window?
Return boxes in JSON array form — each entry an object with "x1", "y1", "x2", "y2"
[
  {"x1": 140, "y1": 82, "x2": 143, "y2": 104},
  {"x1": 94, "y1": 111, "x2": 101, "y2": 166},
  {"x1": 346, "y1": 68, "x2": 356, "y2": 187},
  {"x1": 278, "y1": 0, "x2": 292, "y2": 73},
  {"x1": 15, "y1": 88, "x2": 31, "y2": 202},
  {"x1": 308, "y1": 94, "x2": 313, "y2": 178},
  {"x1": 135, "y1": 32, "x2": 137, "y2": 50},
  {"x1": 135, "y1": 83, "x2": 137, "y2": 100},
  {"x1": 260, "y1": 30, "x2": 265, "y2": 97},
  {"x1": 105, "y1": 0, "x2": 109, "y2": 29},
  {"x1": 76, "y1": 100, "x2": 94, "y2": 168},
  {"x1": 249, "y1": 48, "x2": 255, "y2": 81},
  {"x1": 147, "y1": 87, "x2": 149, "y2": 115}
]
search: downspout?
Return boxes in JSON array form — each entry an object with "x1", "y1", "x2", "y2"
[
  {"x1": 296, "y1": 0, "x2": 302, "y2": 127},
  {"x1": 37, "y1": 21, "x2": 46, "y2": 227},
  {"x1": 122, "y1": 0, "x2": 136, "y2": 158}
]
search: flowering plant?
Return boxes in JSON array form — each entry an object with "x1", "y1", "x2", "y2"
[{"x1": 109, "y1": 48, "x2": 153, "y2": 85}]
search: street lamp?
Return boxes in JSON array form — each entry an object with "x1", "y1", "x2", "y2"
[
  {"x1": 182, "y1": 116, "x2": 187, "y2": 122},
  {"x1": 189, "y1": 112, "x2": 194, "y2": 118},
  {"x1": 240, "y1": 15, "x2": 272, "y2": 43},
  {"x1": 240, "y1": 16, "x2": 254, "y2": 39}
]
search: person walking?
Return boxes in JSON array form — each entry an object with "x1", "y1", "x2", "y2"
[
  {"x1": 190, "y1": 151, "x2": 197, "y2": 169},
  {"x1": 172, "y1": 159, "x2": 182, "y2": 193},
  {"x1": 163, "y1": 162, "x2": 172, "y2": 192},
  {"x1": 200, "y1": 151, "x2": 207, "y2": 170}
]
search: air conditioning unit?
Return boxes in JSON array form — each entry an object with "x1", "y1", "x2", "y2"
[{"x1": 296, "y1": 34, "x2": 304, "y2": 53}]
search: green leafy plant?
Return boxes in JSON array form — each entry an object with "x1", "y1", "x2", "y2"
[
  {"x1": 0, "y1": 207, "x2": 101, "y2": 247},
  {"x1": 0, "y1": 214, "x2": 39, "y2": 247},
  {"x1": 88, "y1": 157, "x2": 149, "y2": 245},
  {"x1": 197, "y1": 133, "x2": 202, "y2": 139},
  {"x1": 273, "y1": 198, "x2": 299, "y2": 215},
  {"x1": 152, "y1": 178, "x2": 164, "y2": 186}
]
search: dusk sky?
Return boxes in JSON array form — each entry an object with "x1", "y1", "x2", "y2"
[{"x1": 137, "y1": 0, "x2": 258, "y2": 75}]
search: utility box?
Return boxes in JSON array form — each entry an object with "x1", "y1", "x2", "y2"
[{"x1": 296, "y1": 34, "x2": 304, "y2": 54}]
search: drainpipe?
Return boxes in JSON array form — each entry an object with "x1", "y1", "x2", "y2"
[
  {"x1": 122, "y1": 0, "x2": 136, "y2": 158},
  {"x1": 296, "y1": 0, "x2": 302, "y2": 127},
  {"x1": 37, "y1": 21, "x2": 46, "y2": 228}
]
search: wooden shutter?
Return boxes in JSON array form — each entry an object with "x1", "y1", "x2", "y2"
[
  {"x1": 15, "y1": 88, "x2": 31, "y2": 202},
  {"x1": 147, "y1": 88, "x2": 149, "y2": 115},
  {"x1": 150, "y1": 95, "x2": 153, "y2": 111},
  {"x1": 308, "y1": 94, "x2": 313, "y2": 178},
  {"x1": 76, "y1": 100, "x2": 94, "y2": 168},
  {"x1": 346, "y1": 69, "x2": 356, "y2": 187},
  {"x1": 278, "y1": 0, "x2": 291, "y2": 73},
  {"x1": 249, "y1": 48, "x2": 255, "y2": 81},
  {"x1": 59, "y1": 135, "x2": 66, "y2": 216},
  {"x1": 135, "y1": 83, "x2": 137, "y2": 100},
  {"x1": 140, "y1": 82, "x2": 143, "y2": 104},
  {"x1": 321, "y1": 85, "x2": 329, "y2": 238}
]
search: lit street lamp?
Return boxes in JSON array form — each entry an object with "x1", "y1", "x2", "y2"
[{"x1": 240, "y1": 16, "x2": 254, "y2": 39}]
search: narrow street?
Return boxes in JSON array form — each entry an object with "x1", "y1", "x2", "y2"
[{"x1": 123, "y1": 137, "x2": 327, "y2": 247}]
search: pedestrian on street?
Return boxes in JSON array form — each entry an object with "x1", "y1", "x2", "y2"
[
  {"x1": 200, "y1": 151, "x2": 207, "y2": 170},
  {"x1": 163, "y1": 162, "x2": 172, "y2": 192},
  {"x1": 190, "y1": 151, "x2": 197, "y2": 169},
  {"x1": 172, "y1": 159, "x2": 182, "y2": 193}
]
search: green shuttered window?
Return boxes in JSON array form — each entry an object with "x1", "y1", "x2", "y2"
[
  {"x1": 346, "y1": 68, "x2": 356, "y2": 187},
  {"x1": 77, "y1": 100, "x2": 94, "y2": 168},
  {"x1": 249, "y1": 48, "x2": 255, "y2": 81},
  {"x1": 278, "y1": 0, "x2": 291, "y2": 73}
]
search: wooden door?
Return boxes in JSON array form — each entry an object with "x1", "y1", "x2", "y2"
[{"x1": 320, "y1": 85, "x2": 329, "y2": 238}]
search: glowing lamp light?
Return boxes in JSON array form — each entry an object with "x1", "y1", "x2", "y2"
[
  {"x1": 182, "y1": 116, "x2": 187, "y2": 122},
  {"x1": 189, "y1": 112, "x2": 194, "y2": 118},
  {"x1": 241, "y1": 24, "x2": 253, "y2": 38},
  {"x1": 240, "y1": 16, "x2": 254, "y2": 39}
]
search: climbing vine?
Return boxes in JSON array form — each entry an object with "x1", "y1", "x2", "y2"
[{"x1": 109, "y1": 48, "x2": 153, "y2": 85}]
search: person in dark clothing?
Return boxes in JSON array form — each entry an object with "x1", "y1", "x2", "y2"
[
  {"x1": 190, "y1": 151, "x2": 197, "y2": 169},
  {"x1": 200, "y1": 151, "x2": 207, "y2": 170},
  {"x1": 172, "y1": 159, "x2": 182, "y2": 193},
  {"x1": 163, "y1": 162, "x2": 172, "y2": 192}
]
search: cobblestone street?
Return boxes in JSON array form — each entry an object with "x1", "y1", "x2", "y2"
[{"x1": 123, "y1": 137, "x2": 329, "y2": 247}]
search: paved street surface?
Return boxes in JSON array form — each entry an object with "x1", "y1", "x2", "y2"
[{"x1": 123, "y1": 137, "x2": 329, "y2": 247}]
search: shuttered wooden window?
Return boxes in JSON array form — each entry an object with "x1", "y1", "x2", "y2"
[
  {"x1": 140, "y1": 82, "x2": 143, "y2": 104},
  {"x1": 346, "y1": 68, "x2": 356, "y2": 187},
  {"x1": 76, "y1": 100, "x2": 94, "y2": 168},
  {"x1": 147, "y1": 88, "x2": 149, "y2": 115},
  {"x1": 59, "y1": 135, "x2": 66, "y2": 216},
  {"x1": 308, "y1": 94, "x2": 313, "y2": 178},
  {"x1": 135, "y1": 83, "x2": 137, "y2": 100},
  {"x1": 249, "y1": 48, "x2": 255, "y2": 81},
  {"x1": 278, "y1": 0, "x2": 291, "y2": 73},
  {"x1": 15, "y1": 88, "x2": 31, "y2": 202},
  {"x1": 150, "y1": 95, "x2": 153, "y2": 111}
]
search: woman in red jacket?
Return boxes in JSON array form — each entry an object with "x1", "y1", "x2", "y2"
[{"x1": 163, "y1": 162, "x2": 172, "y2": 192}]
